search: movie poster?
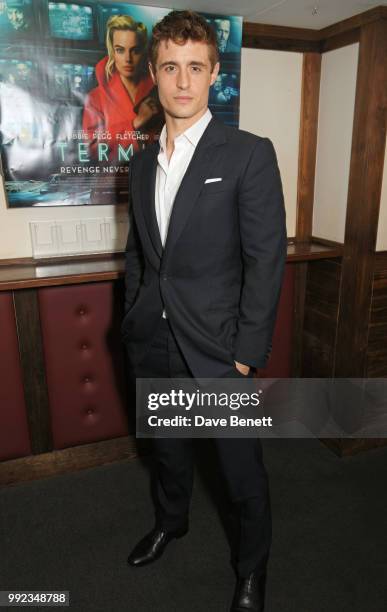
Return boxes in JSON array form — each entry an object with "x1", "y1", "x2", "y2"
[{"x1": 0, "y1": 2, "x2": 242, "y2": 207}]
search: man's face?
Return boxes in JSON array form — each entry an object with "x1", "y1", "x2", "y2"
[
  {"x1": 213, "y1": 75, "x2": 222, "y2": 91},
  {"x1": 113, "y1": 30, "x2": 142, "y2": 80},
  {"x1": 16, "y1": 62, "x2": 29, "y2": 81},
  {"x1": 215, "y1": 20, "x2": 230, "y2": 52},
  {"x1": 149, "y1": 38, "x2": 219, "y2": 122},
  {"x1": 7, "y1": 7, "x2": 26, "y2": 30}
]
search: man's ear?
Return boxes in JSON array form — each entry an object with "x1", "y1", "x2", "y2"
[
  {"x1": 210, "y1": 61, "x2": 220, "y2": 86},
  {"x1": 148, "y1": 61, "x2": 157, "y2": 85}
]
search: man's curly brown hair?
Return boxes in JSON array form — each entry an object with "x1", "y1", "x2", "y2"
[{"x1": 149, "y1": 10, "x2": 219, "y2": 70}]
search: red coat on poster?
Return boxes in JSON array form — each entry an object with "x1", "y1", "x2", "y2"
[{"x1": 82, "y1": 56, "x2": 160, "y2": 159}]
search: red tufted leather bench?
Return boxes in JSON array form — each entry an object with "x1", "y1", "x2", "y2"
[
  {"x1": 0, "y1": 264, "x2": 294, "y2": 463},
  {"x1": 0, "y1": 292, "x2": 31, "y2": 460},
  {"x1": 38, "y1": 282, "x2": 129, "y2": 449}
]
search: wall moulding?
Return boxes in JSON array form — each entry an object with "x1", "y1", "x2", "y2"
[{"x1": 243, "y1": 6, "x2": 387, "y2": 53}]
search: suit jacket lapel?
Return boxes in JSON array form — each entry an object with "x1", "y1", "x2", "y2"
[
  {"x1": 134, "y1": 117, "x2": 227, "y2": 266},
  {"x1": 139, "y1": 145, "x2": 163, "y2": 259},
  {"x1": 162, "y1": 117, "x2": 227, "y2": 266}
]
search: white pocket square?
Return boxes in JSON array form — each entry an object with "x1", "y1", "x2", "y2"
[{"x1": 205, "y1": 177, "x2": 222, "y2": 184}]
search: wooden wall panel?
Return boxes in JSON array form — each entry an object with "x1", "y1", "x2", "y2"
[
  {"x1": 296, "y1": 53, "x2": 321, "y2": 240},
  {"x1": 292, "y1": 53, "x2": 322, "y2": 376},
  {"x1": 334, "y1": 19, "x2": 387, "y2": 378},
  {"x1": 302, "y1": 259, "x2": 341, "y2": 376},
  {"x1": 366, "y1": 252, "x2": 387, "y2": 377},
  {"x1": 13, "y1": 288, "x2": 52, "y2": 455},
  {"x1": 0, "y1": 292, "x2": 31, "y2": 460}
]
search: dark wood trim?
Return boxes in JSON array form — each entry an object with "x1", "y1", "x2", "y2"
[
  {"x1": 0, "y1": 435, "x2": 145, "y2": 487},
  {"x1": 13, "y1": 288, "x2": 52, "y2": 455},
  {"x1": 296, "y1": 53, "x2": 321, "y2": 241},
  {"x1": 242, "y1": 6, "x2": 386, "y2": 53},
  {"x1": 286, "y1": 241, "x2": 343, "y2": 261},
  {"x1": 292, "y1": 52, "x2": 322, "y2": 376},
  {"x1": 374, "y1": 251, "x2": 387, "y2": 268},
  {"x1": 248, "y1": 5, "x2": 387, "y2": 43},
  {"x1": 242, "y1": 21, "x2": 320, "y2": 52},
  {"x1": 320, "y1": 27, "x2": 360, "y2": 53},
  {"x1": 319, "y1": 6, "x2": 387, "y2": 40},
  {"x1": 0, "y1": 257, "x2": 40, "y2": 266},
  {"x1": 334, "y1": 18, "x2": 387, "y2": 378},
  {"x1": 310, "y1": 236, "x2": 345, "y2": 249},
  {"x1": 243, "y1": 22, "x2": 319, "y2": 42},
  {"x1": 291, "y1": 262, "x2": 308, "y2": 377},
  {"x1": 0, "y1": 258, "x2": 126, "y2": 291},
  {"x1": 0, "y1": 270, "x2": 124, "y2": 291},
  {"x1": 0, "y1": 252, "x2": 125, "y2": 267},
  {"x1": 0, "y1": 244, "x2": 342, "y2": 291},
  {"x1": 367, "y1": 250, "x2": 387, "y2": 377},
  {"x1": 302, "y1": 258, "x2": 342, "y2": 377},
  {"x1": 242, "y1": 33, "x2": 320, "y2": 53},
  {"x1": 0, "y1": 253, "x2": 126, "y2": 291}
]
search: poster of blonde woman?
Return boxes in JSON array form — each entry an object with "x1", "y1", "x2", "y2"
[{"x1": 0, "y1": 2, "x2": 242, "y2": 207}]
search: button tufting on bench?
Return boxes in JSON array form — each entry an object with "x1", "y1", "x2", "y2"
[{"x1": 38, "y1": 282, "x2": 129, "y2": 449}]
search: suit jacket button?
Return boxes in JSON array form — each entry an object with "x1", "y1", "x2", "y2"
[{"x1": 162, "y1": 275, "x2": 168, "y2": 281}]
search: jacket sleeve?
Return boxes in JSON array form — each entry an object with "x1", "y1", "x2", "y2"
[
  {"x1": 233, "y1": 137, "x2": 287, "y2": 368},
  {"x1": 124, "y1": 161, "x2": 144, "y2": 313}
]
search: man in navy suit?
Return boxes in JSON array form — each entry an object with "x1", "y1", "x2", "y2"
[{"x1": 122, "y1": 10, "x2": 287, "y2": 611}]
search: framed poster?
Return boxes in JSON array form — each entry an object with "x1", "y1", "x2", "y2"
[{"x1": 0, "y1": 3, "x2": 242, "y2": 207}]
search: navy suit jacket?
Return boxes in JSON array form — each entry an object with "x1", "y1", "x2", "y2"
[{"x1": 121, "y1": 116, "x2": 287, "y2": 378}]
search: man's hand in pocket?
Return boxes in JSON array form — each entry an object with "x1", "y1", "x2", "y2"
[{"x1": 234, "y1": 361, "x2": 250, "y2": 376}]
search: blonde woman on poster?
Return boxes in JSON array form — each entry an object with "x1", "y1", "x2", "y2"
[{"x1": 83, "y1": 14, "x2": 162, "y2": 159}]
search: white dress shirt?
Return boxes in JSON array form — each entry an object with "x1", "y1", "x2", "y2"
[{"x1": 155, "y1": 108, "x2": 212, "y2": 318}]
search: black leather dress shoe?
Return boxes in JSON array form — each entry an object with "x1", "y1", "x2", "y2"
[
  {"x1": 127, "y1": 526, "x2": 188, "y2": 567},
  {"x1": 230, "y1": 571, "x2": 266, "y2": 611}
]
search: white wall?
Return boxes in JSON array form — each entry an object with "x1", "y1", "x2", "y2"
[
  {"x1": 239, "y1": 48, "x2": 302, "y2": 238},
  {"x1": 376, "y1": 141, "x2": 387, "y2": 251},
  {"x1": 313, "y1": 43, "x2": 359, "y2": 243}
]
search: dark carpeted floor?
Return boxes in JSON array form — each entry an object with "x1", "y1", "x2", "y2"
[{"x1": 1, "y1": 438, "x2": 387, "y2": 612}]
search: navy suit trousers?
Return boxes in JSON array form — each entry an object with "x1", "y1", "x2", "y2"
[{"x1": 129, "y1": 317, "x2": 272, "y2": 578}]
